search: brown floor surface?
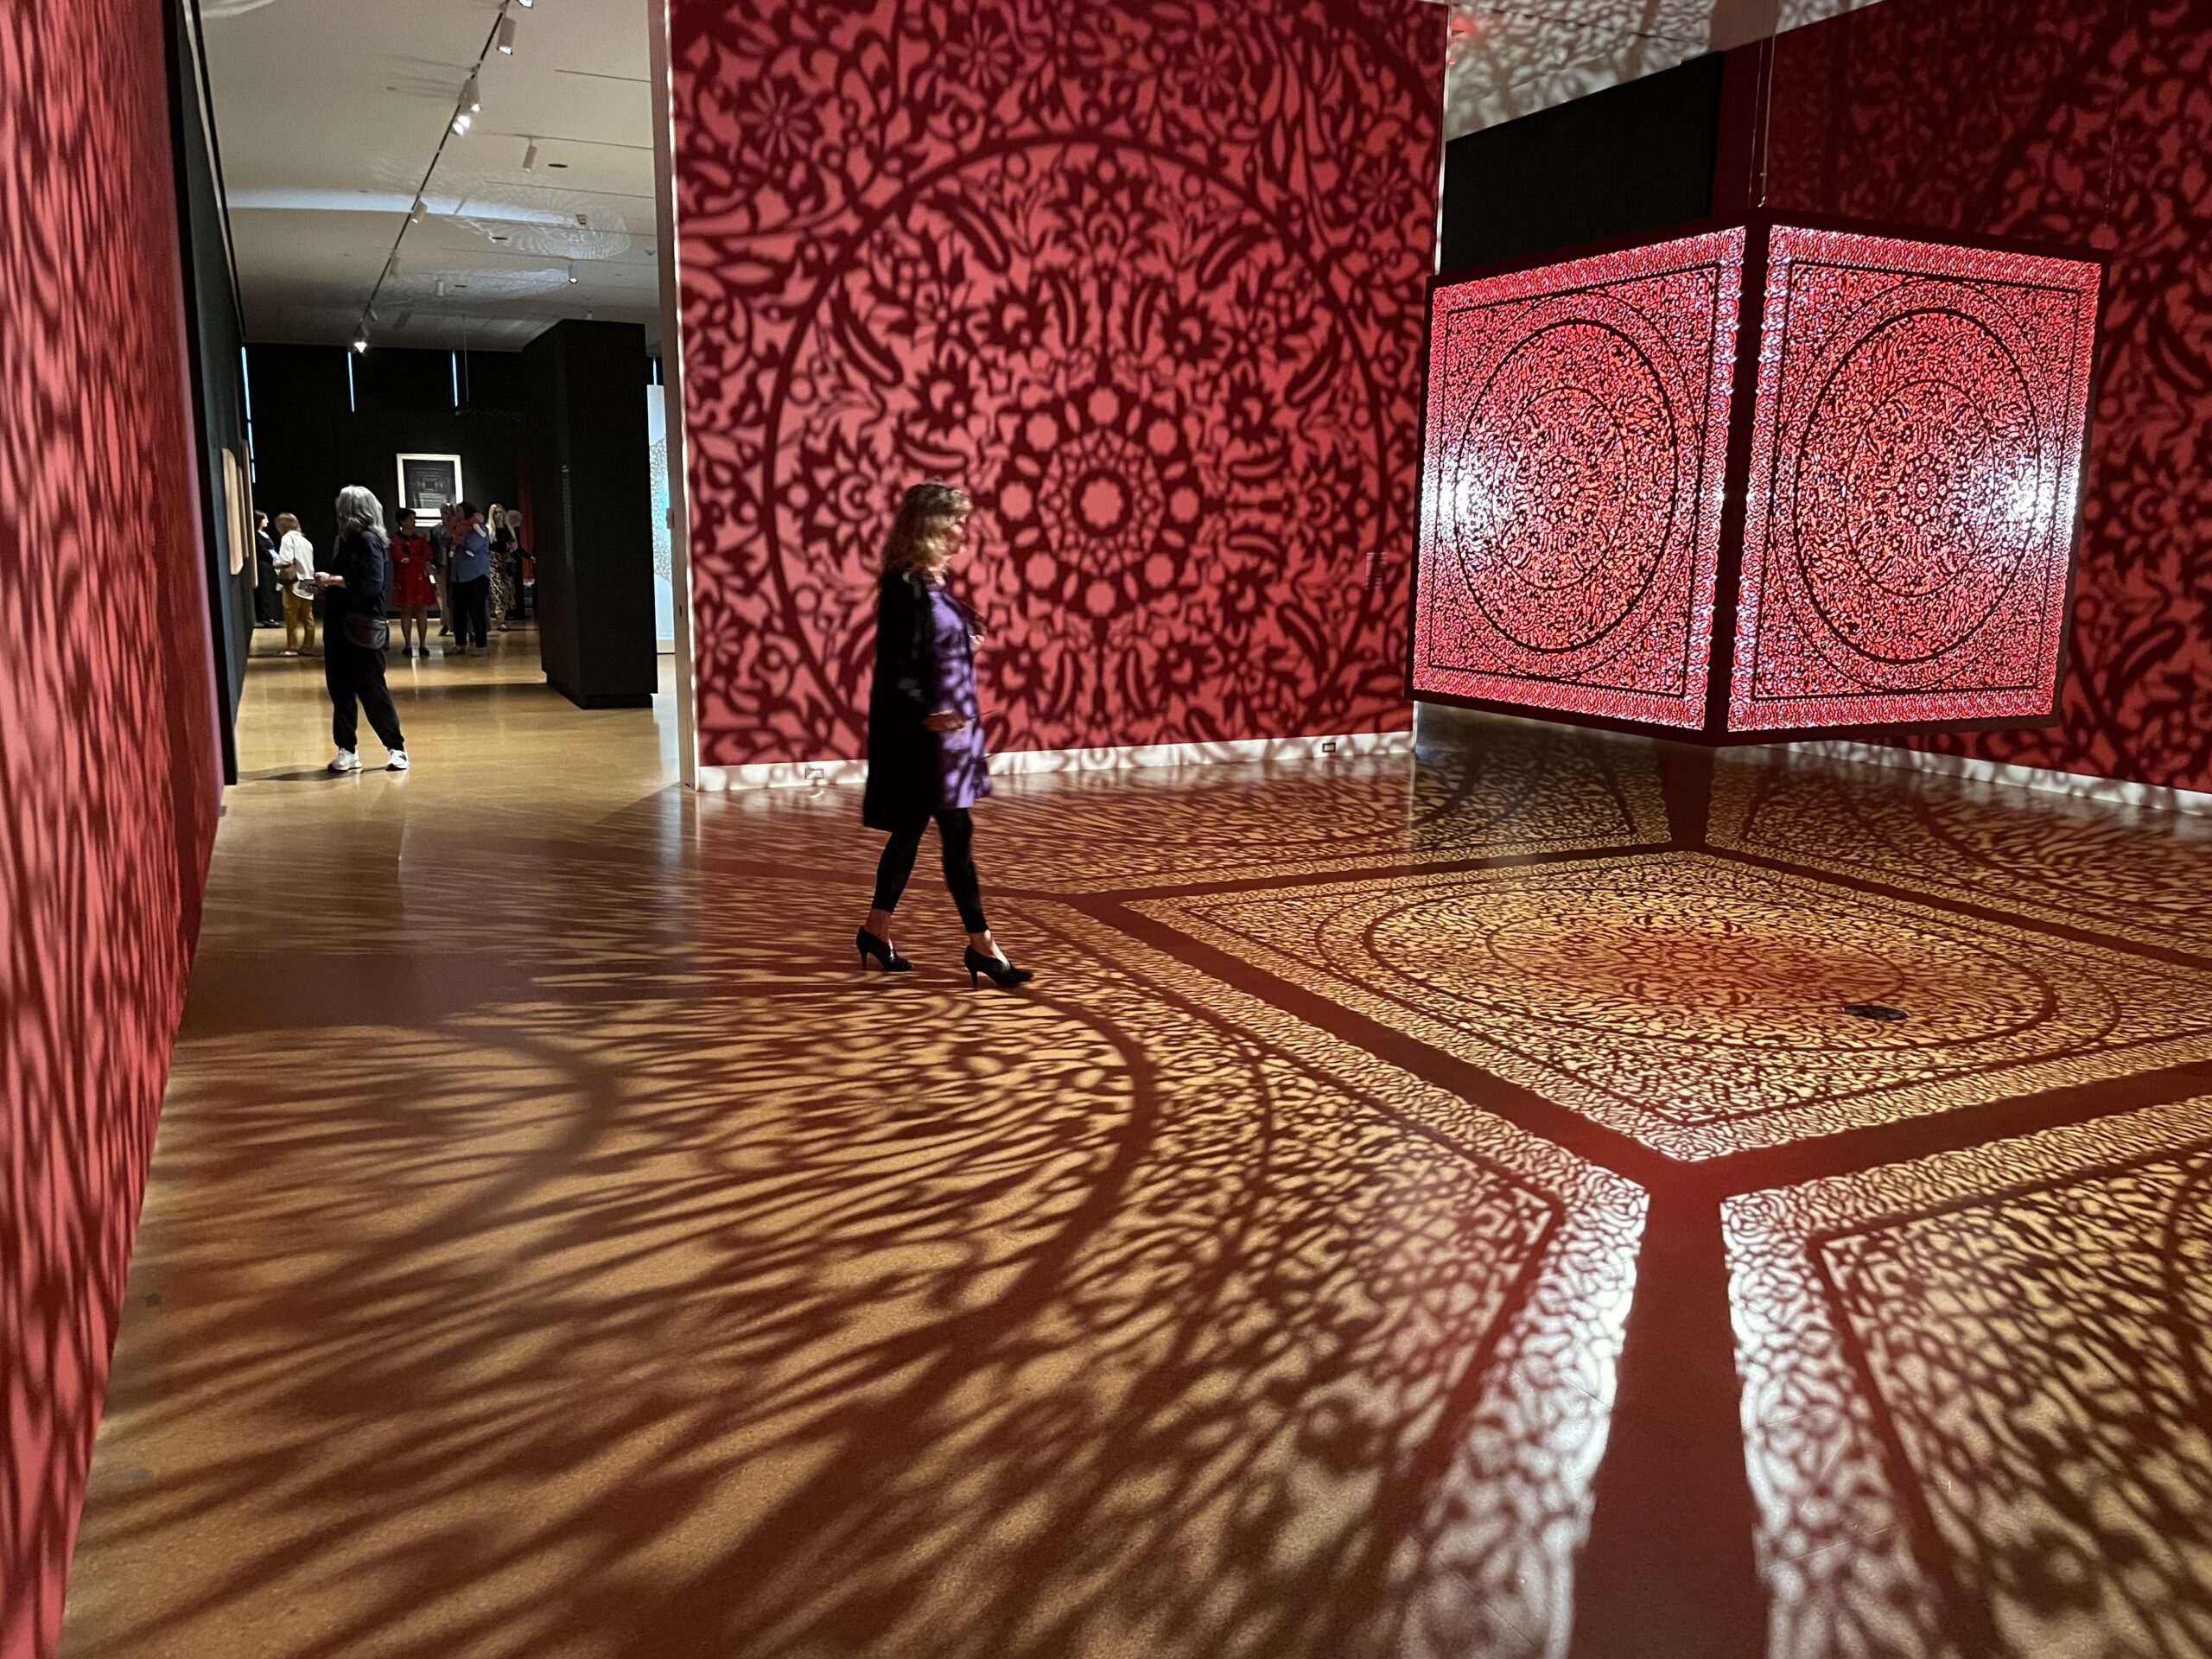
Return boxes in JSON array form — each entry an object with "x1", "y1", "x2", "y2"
[{"x1": 57, "y1": 626, "x2": 2212, "y2": 1658}]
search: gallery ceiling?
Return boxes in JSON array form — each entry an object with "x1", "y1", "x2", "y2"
[
  {"x1": 200, "y1": 0, "x2": 660, "y2": 351},
  {"x1": 198, "y1": 0, "x2": 1894, "y2": 352}
]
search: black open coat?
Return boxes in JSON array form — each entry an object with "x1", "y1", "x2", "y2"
[{"x1": 862, "y1": 570, "x2": 938, "y2": 831}]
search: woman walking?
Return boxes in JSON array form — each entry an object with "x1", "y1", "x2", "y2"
[
  {"x1": 855, "y1": 482, "x2": 1030, "y2": 989},
  {"x1": 317, "y1": 486, "x2": 409, "y2": 772},
  {"x1": 273, "y1": 512, "x2": 317, "y2": 655}
]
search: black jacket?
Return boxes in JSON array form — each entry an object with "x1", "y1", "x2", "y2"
[
  {"x1": 323, "y1": 528, "x2": 391, "y2": 621},
  {"x1": 862, "y1": 570, "x2": 938, "y2": 830}
]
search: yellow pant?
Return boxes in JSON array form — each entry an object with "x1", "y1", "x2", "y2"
[{"x1": 283, "y1": 588, "x2": 316, "y2": 652}]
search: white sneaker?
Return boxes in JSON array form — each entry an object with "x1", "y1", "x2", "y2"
[
  {"x1": 387, "y1": 750, "x2": 410, "y2": 771},
  {"x1": 328, "y1": 750, "x2": 361, "y2": 773}
]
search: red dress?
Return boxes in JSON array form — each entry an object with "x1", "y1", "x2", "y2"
[{"x1": 390, "y1": 531, "x2": 435, "y2": 607}]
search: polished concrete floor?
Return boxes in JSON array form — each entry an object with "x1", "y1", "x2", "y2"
[{"x1": 58, "y1": 626, "x2": 2212, "y2": 1658}]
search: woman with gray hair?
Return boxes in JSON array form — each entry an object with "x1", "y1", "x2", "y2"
[{"x1": 315, "y1": 485, "x2": 409, "y2": 772}]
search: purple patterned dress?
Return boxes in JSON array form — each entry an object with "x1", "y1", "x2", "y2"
[{"x1": 927, "y1": 582, "x2": 992, "y2": 810}]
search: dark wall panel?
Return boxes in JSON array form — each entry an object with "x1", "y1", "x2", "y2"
[
  {"x1": 168, "y1": 0, "x2": 251, "y2": 782},
  {"x1": 246, "y1": 345, "x2": 523, "y2": 550},
  {"x1": 524, "y1": 321, "x2": 655, "y2": 709},
  {"x1": 1439, "y1": 52, "x2": 1726, "y2": 275}
]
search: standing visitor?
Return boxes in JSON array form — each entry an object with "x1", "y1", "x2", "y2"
[
  {"x1": 510, "y1": 508, "x2": 533, "y2": 619},
  {"x1": 389, "y1": 508, "x2": 437, "y2": 658},
  {"x1": 447, "y1": 500, "x2": 493, "y2": 656},
  {"x1": 316, "y1": 486, "x2": 408, "y2": 772},
  {"x1": 855, "y1": 482, "x2": 1030, "y2": 989},
  {"x1": 273, "y1": 512, "x2": 318, "y2": 655},
  {"x1": 486, "y1": 504, "x2": 516, "y2": 634},
  {"x1": 252, "y1": 510, "x2": 281, "y2": 627},
  {"x1": 429, "y1": 506, "x2": 454, "y2": 639}
]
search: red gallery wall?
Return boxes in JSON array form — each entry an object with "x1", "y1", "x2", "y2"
[
  {"x1": 0, "y1": 1, "x2": 220, "y2": 1653},
  {"x1": 667, "y1": 0, "x2": 1442, "y2": 768},
  {"x1": 1764, "y1": 0, "x2": 2212, "y2": 794}
]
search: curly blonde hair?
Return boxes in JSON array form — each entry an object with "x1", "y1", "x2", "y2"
[{"x1": 880, "y1": 481, "x2": 972, "y2": 577}]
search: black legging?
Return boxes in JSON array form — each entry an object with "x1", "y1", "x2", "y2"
[
  {"x1": 872, "y1": 806, "x2": 988, "y2": 933},
  {"x1": 451, "y1": 575, "x2": 491, "y2": 647}
]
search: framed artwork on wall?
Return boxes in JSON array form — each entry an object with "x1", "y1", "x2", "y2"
[
  {"x1": 396, "y1": 453, "x2": 464, "y2": 517},
  {"x1": 221, "y1": 447, "x2": 252, "y2": 576}
]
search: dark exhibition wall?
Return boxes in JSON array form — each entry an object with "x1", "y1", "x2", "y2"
[
  {"x1": 667, "y1": 0, "x2": 1444, "y2": 770},
  {"x1": 524, "y1": 320, "x2": 658, "y2": 709},
  {"x1": 168, "y1": 0, "x2": 253, "y2": 785},
  {"x1": 1758, "y1": 0, "x2": 2212, "y2": 796},
  {"x1": 1438, "y1": 52, "x2": 1726, "y2": 276},
  {"x1": 245, "y1": 345, "x2": 525, "y2": 552},
  {"x1": 0, "y1": 0, "x2": 221, "y2": 1654}
]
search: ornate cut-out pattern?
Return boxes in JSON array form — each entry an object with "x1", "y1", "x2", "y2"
[
  {"x1": 1727, "y1": 1097, "x2": 2212, "y2": 1659},
  {"x1": 1413, "y1": 231, "x2": 1744, "y2": 729},
  {"x1": 1730, "y1": 227, "x2": 2101, "y2": 731},
  {"x1": 1139, "y1": 852, "x2": 2212, "y2": 1159},
  {"x1": 666, "y1": 0, "x2": 1440, "y2": 768}
]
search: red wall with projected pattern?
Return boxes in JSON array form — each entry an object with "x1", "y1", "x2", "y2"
[
  {"x1": 0, "y1": 0, "x2": 219, "y2": 1652},
  {"x1": 666, "y1": 0, "x2": 1440, "y2": 768},
  {"x1": 1762, "y1": 0, "x2": 2212, "y2": 792}
]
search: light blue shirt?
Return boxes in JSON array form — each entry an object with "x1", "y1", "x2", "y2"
[{"x1": 450, "y1": 526, "x2": 492, "y2": 583}]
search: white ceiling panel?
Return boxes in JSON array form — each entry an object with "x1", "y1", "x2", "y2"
[{"x1": 202, "y1": 0, "x2": 660, "y2": 349}]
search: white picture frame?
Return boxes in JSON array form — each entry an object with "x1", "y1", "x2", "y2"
[{"x1": 395, "y1": 452, "x2": 465, "y2": 518}]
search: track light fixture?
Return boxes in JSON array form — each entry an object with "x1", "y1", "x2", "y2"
[
  {"x1": 353, "y1": 334, "x2": 368, "y2": 354},
  {"x1": 466, "y1": 74, "x2": 482, "y2": 111},
  {"x1": 410, "y1": 197, "x2": 424, "y2": 222},
  {"x1": 516, "y1": 0, "x2": 532, "y2": 10},
  {"x1": 567, "y1": 261, "x2": 579, "y2": 285},
  {"x1": 453, "y1": 111, "x2": 471, "y2": 134},
  {"x1": 498, "y1": 16, "x2": 517, "y2": 53},
  {"x1": 523, "y1": 139, "x2": 538, "y2": 170}
]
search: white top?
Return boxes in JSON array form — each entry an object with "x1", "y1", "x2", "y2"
[{"x1": 276, "y1": 531, "x2": 316, "y2": 598}]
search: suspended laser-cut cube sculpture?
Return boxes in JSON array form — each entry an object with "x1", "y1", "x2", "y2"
[{"x1": 1408, "y1": 215, "x2": 2104, "y2": 741}]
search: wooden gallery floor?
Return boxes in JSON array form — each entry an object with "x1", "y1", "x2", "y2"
[{"x1": 59, "y1": 626, "x2": 2212, "y2": 1659}]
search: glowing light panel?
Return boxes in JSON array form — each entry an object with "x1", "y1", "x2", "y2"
[
  {"x1": 1728, "y1": 227, "x2": 2102, "y2": 731},
  {"x1": 1413, "y1": 229, "x2": 1745, "y2": 729},
  {"x1": 1410, "y1": 219, "x2": 2102, "y2": 741}
]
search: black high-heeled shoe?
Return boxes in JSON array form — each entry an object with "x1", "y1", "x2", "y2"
[
  {"x1": 857, "y1": 928, "x2": 913, "y2": 972},
  {"x1": 964, "y1": 946, "x2": 1034, "y2": 989}
]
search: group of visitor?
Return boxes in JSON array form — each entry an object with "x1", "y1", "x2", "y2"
[{"x1": 251, "y1": 498, "x2": 530, "y2": 658}]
